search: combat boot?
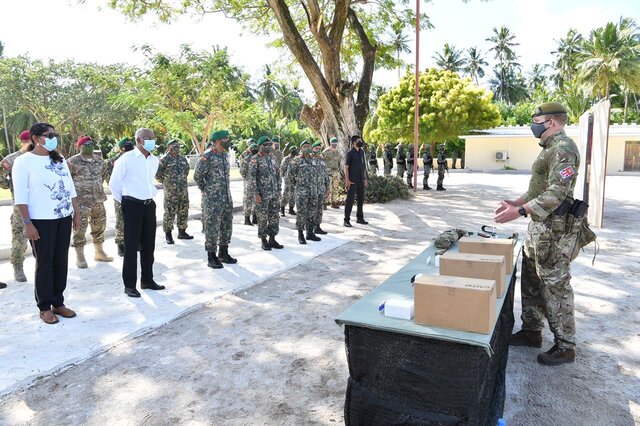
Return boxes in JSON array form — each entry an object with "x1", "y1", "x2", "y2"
[
  {"x1": 165, "y1": 231, "x2": 175, "y2": 244},
  {"x1": 331, "y1": 203, "x2": 340, "y2": 209},
  {"x1": 298, "y1": 230, "x2": 307, "y2": 244},
  {"x1": 510, "y1": 330, "x2": 542, "y2": 348},
  {"x1": 252, "y1": 213, "x2": 258, "y2": 224},
  {"x1": 75, "y1": 247, "x2": 88, "y2": 269},
  {"x1": 117, "y1": 243, "x2": 125, "y2": 257},
  {"x1": 314, "y1": 225, "x2": 327, "y2": 235},
  {"x1": 13, "y1": 262, "x2": 27, "y2": 282},
  {"x1": 280, "y1": 206, "x2": 285, "y2": 217},
  {"x1": 177, "y1": 229, "x2": 194, "y2": 240},
  {"x1": 207, "y1": 251, "x2": 223, "y2": 269},
  {"x1": 268, "y1": 236, "x2": 284, "y2": 249},
  {"x1": 425, "y1": 184, "x2": 432, "y2": 190},
  {"x1": 261, "y1": 237, "x2": 272, "y2": 251},
  {"x1": 306, "y1": 230, "x2": 321, "y2": 242},
  {"x1": 288, "y1": 207, "x2": 296, "y2": 215},
  {"x1": 94, "y1": 243, "x2": 113, "y2": 262},
  {"x1": 244, "y1": 215, "x2": 253, "y2": 226},
  {"x1": 436, "y1": 185, "x2": 446, "y2": 191},
  {"x1": 218, "y1": 245, "x2": 237, "y2": 264},
  {"x1": 537, "y1": 345, "x2": 575, "y2": 366}
]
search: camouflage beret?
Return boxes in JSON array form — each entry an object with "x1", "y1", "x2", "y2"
[
  {"x1": 300, "y1": 140, "x2": 310, "y2": 147},
  {"x1": 312, "y1": 141, "x2": 322, "y2": 148},
  {"x1": 532, "y1": 102, "x2": 568, "y2": 118},
  {"x1": 210, "y1": 130, "x2": 230, "y2": 141},
  {"x1": 257, "y1": 136, "x2": 271, "y2": 145},
  {"x1": 118, "y1": 138, "x2": 132, "y2": 148},
  {"x1": 271, "y1": 136, "x2": 280, "y2": 143},
  {"x1": 330, "y1": 137, "x2": 338, "y2": 144}
]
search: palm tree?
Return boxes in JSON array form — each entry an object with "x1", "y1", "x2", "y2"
[
  {"x1": 486, "y1": 26, "x2": 521, "y2": 104},
  {"x1": 256, "y1": 65, "x2": 281, "y2": 109},
  {"x1": 527, "y1": 64, "x2": 548, "y2": 91},
  {"x1": 464, "y1": 47, "x2": 488, "y2": 86},
  {"x1": 577, "y1": 19, "x2": 640, "y2": 100},
  {"x1": 0, "y1": 41, "x2": 4, "y2": 58},
  {"x1": 486, "y1": 26, "x2": 519, "y2": 65},
  {"x1": 273, "y1": 82, "x2": 303, "y2": 120},
  {"x1": 489, "y1": 67, "x2": 528, "y2": 104},
  {"x1": 432, "y1": 43, "x2": 466, "y2": 73},
  {"x1": 552, "y1": 28, "x2": 583, "y2": 89},
  {"x1": 389, "y1": 22, "x2": 411, "y2": 81}
]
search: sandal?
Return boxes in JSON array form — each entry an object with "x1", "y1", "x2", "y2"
[{"x1": 39, "y1": 310, "x2": 59, "y2": 324}]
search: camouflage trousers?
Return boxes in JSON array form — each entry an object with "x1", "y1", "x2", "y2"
[
  {"x1": 328, "y1": 170, "x2": 342, "y2": 205},
  {"x1": 256, "y1": 196, "x2": 280, "y2": 238},
  {"x1": 397, "y1": 164, "x2": 405, "y2": 178},
  {"x1": 282, "y1": 179, "x2": 296, "y2": 210},
  {"x1": 72, "y1": 202, "x2": 107, "y2": 247},
  {"x1": 437, "y1": 166, "x2": 445, "y2": 187},
  {"x1": 114, "y1": 200, "x2": 124, "y2": 245},
  {"x1": 368, "y1": 163, "x2": 378, "y2": 178},
  {"x1": 243, "y1": 179, "x2": 255, "y2": 218},
  {"x1": 163, "y1": 188, "x2": 189, "y2": 233},
  {"x1": 521, "y1": 217, "x2": 579, "y2": 349},
  {"x1": 423, "y1": 167, "x2": 432, "y2": 188},
  {"x1": 315, "y1": 193, "x2": 325, "y2": 226},
  {"x1": 10, "y1": 205, "x2": 28, "y2": 265},
  {"x1": 202, "y1": 199, "x2": 233, "y2": 252},
  {"x1": 406, "y1": 164, "x2": 414, "y2": 186},
  {"x1": 296, "y1": 192, "x2": 318, "y2": 231},
  {"x1": 383, "y1": 164, "x2": 392, "y2": 176}
]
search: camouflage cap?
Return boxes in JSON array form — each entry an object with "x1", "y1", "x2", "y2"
[
  {"x1": 257, "y1": 135, "x2": 271, "y2": 145},
  {"x1": 532, "y1": 102, "x2": 568, "y2": 118},
  {"x1": 330, "y1": 137, "x2": 338, "y2": 144},
  {"x1": 210, "y1": 130, "x2": 230, "y2": 141}
]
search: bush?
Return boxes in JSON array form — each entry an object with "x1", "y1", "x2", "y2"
[{"x1": 337, "y1": 175, "x2": 410, "y2": 204}]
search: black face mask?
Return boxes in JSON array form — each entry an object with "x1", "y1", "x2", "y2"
[
  {"x1": 355, "y1": 141, "x2": 363, "y2": 148},
  {"x1": 123, "y1": 143, "x2": 134, "y2": 152},
  {"x1": 250, "y1": 149, "x2": 259, "y2": 155},
  {"x1": 530, "y1": 120, "x2": 549, "y2": 139}
]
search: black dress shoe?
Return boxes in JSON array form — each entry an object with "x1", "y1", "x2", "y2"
[
  {"x1": 356, "y1": 218, "x2": 369, "y2": 225},
  {"x1": 141, "y1": 281, "x2": 166, "y2": 290},
  {"x1": 124, "y1": 288, "x2": 141, "y2": 298},
  {"x1": 344, "y1": 219, "x2": 352, "y2": 227}
]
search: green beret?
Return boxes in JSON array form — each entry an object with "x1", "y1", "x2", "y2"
[
  {"x1": 532, "y1": 102, "x2": 568, "y2": 118},
  {"x1": 271, "y1": 136, "x2": 280, "y2": 143},
  {"x1": 210, "y1": 130, "x2": 230, "y2": 141},
  {"x1": 312, "y1": 141, "x2": 322, "y2": 148},
  {"x1": 118, "y1": 138, "x2": 132, "y2": 148},
  {"x1": 167, "y1": 139, "x2": 181, "y2": 146},
  {"x1": 300, "y1": 140, "x2": 310, "y2": 147},
  {"x1": 330, "y1": 137, "x2": 338, "y2": 144},
  {"x1": 249, "y1": 143, "x2": 258, "y2": 149},
  {"x1": 257, "y1": 136, "x2": 271, "y2": 145}
]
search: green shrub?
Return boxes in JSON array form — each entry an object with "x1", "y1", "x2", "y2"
[{"x1": 337, "y1": 175, "x2": 409, "y2": 204}]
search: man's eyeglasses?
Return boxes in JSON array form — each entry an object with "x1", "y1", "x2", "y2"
[{"x1": 39, "y1": 133, "x2": 60, "y2": 139}]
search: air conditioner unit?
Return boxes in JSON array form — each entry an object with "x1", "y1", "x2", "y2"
[{"x1": 494, "y1": 151, "x2": 508, "y2": 161}]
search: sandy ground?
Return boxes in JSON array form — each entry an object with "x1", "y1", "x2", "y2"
[{"x1": 0, "y1": 172, "x2": 638, "y2": 426}]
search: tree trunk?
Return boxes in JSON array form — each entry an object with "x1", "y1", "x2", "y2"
[{"x1": 623, "y1": 90, "x2": 628, "y2": 123}]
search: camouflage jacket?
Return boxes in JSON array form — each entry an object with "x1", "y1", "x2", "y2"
[
  {"x1": 313, "y1": 155, "x2": 330, "y2": 193},
  {"x1": 423, "y1": 152, "x2": 434, "y2": 169},
  {"x1": 281, "y1": 155, "x2": 295, "y2": 184},
  {"x1": 523, "y1": 130, "x2": 580, "y2": 221},
  {"x1": 437, "y1": 152, "x2": 448, "y2": 168},
  {"x1": 273, "y1": 150, "x2": 284, "y2": 171},
  {"x1": 288, "y1": 156, "x2": 317, "y2": 197},
  {"x1": 239, "y1": 150, "x2": 253, "y2": 179},
  {"x1": 323, "y1": 148, "x2": 342, "y2": 171},
  {"x1": 103, "y1": 152, "x2": 124, "y2": 183},
  {"x1": 193, "y1": 148, "x2": 232, "y2": 204},
  {"x1": 156, "y1": 153, "x2": 189, "y2": 192},
  {"x1": 383, "y1": 149, "x2": 393, "y2": 167},
  {"x1": 0, "y1": 151, "x2": 25, "y2": 195},
  {"x1": 67, "y1": 153, "x2": 107, "y2": 206},
  {"x1": 396, "y1": 148, "x2": 406, "y2": 165},
  {"x1": 248, "y1": 153, "x2": 281, "y2": 199}
]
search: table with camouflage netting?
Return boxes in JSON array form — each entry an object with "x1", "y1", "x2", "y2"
[{"x1": 336, "y1": 237, "x2": 523, "y2": 425}]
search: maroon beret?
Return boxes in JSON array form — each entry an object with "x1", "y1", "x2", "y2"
[
  {"x1": 19, "y1": 130, "x2": 31, "y2": 141},
  {"x1": 77, "y1": 136, "x2": 92, "y2": 147}
]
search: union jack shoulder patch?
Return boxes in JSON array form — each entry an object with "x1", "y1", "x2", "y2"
[{"x1": 559, "y1": 166, "x2": 575, "y2": 179}]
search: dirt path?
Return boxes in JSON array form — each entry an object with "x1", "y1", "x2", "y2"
[{"x1": 0, "y1": 173, "x2": 638, "y2": 426}]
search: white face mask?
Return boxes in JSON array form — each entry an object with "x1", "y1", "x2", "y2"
[{"x1": 143, "y1": 139, "x2": 156, "y2": 151}]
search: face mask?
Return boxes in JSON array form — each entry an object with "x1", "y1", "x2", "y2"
[
  {"x1": 43, "y1": 137, "x2": 58, "y2": 152},
  {"x1": 250, "y1": 149, "x2": 259, "y2": 155},
  {"x1": 143, "y1": 139, "x2": 156, "y2": 151},
  {"x1": 221, "y1": 140, "x2": 232, "y2": 150},
  {"x1": 302, "y1": 147, "x2": 311, "y2": 155},
  {"x1": 355, "y1": 141, "x2": 363, "y2": 148},
  {"x1": 313, "y1": 149, "x2": 321, "y2": 155},
  {"x1": 123, "y1": 143, "x2": 134, "y2": 152},
  {"x1": 81, "y1": 145, "x2": 94, "y2": 155},
  {"x1": 261, "y1": 145, "x2": 271, "y2": 154},
  {"x1": 530, "y1": 120, "x2": 549, "y2": 139}
]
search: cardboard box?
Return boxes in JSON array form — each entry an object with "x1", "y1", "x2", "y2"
[
  {"x1": 458, "y1": 237, "x2": 515, "y2": 269},
  {"x1": 439, "y1": 252, "x2": 507, "y2": 298},
  {"x1": 414, "y1": 275, "x2": 496, "y2": 334}
]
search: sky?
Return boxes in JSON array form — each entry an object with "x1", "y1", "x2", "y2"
[{"x1": 0, "y1": 0, "x2": 638, "y2": 100}]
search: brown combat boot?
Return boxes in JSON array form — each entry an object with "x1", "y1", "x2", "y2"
[
  {"x1": 13, "y1": 262, "x2": 27, "y2": 282},
  {"x1": 94, "y1": 243, "x2": 113, "y2": 262},
  {"x1": 537, "y1": 345, "x2": 575, "y2": 366},
  {"x1": 510, "y1": 330, "x2": 542, "y2": 348},
  {"x1": 75, "y1": 247, "x2": 88, "y2": 269}
]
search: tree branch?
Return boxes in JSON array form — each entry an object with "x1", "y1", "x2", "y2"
[
  {"x1": 348, "y1": 7, "x2": 377, "y2": 133},
  {"x1": 329, "y1": 0, "x2": 350, "y2": 46}
]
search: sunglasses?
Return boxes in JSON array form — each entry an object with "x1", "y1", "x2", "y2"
[{"x1": 39, "y1": 132, "x2": 60, "y2": 139}]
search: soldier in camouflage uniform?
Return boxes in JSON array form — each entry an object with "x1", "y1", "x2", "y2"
[
  {"x1": 68, "y1": 136, "x2": 112, "y2": 268},
  {"x1": 272, "y1": 136, "x2": 284, "y2": 173},
  {"x1": 0, "y1": 130, "x2": 32, "y2": 282},
  {"x1": 395, "y1": 143, "x2": 406, "y2": 178},
  {"x1": 495, "y1": 102, "x2": 582, "y2": 366},
  {"x1": 248, "y1": 136, "x2": 283, "y2": 251},
  {"x1": 312, "y1": 142, "x2": 330, "y2": 235},
  {"x1": 422, "y1": 146, "x2": 434, "y2": 190},
  {"x1": 280, "y1": 146, "x2": 299, "y2": 216},
  {"x1": 104, "y1": 138, "x2": 135, "y2": 257},
  {"x1": 194, "y1": 130, "x2": 237, "y2": 269},
  {"x1": 367, "y1": 144, "x2": 379, "y2": 177},
  {"x1": 436, "y1": 144, "x2": 448, "y2": 191},
  {"x1": 383, "y1": 143, "x2": 393, "y2": 176},
  {"x1": 406, "y1": 145, "x2": 415, "y2": 189},
  {"x1": 156, "y1": 139, "x2": 193, "y2": 244},
  {"x1": 288, "y1": 140, "x2": 321, "y2": 244},
  {"x1": 240, "y1": 141, "x2": 258, "y2": 225},
  {"x1": 323, "y1": 137, "x2": 342, "y2": 208}
]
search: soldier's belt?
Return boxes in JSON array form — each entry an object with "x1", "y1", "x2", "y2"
[{"x1": 123, "y1": 196, "x2": 154, "y2": 205}]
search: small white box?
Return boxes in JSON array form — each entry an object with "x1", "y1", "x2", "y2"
[{"x1": 383, "y1": 298, "x2": 414, "y2": 320}]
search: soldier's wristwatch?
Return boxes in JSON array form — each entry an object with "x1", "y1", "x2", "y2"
[
  {"x1": 518, "y1": 207, "x2": 528, "y2": 217},
  {"x1": 23, "y1": 218, "x2": 32, "y2": 225}
]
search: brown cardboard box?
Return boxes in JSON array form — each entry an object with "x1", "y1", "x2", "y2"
[
  {"x1": 414, "y1": 275, "x2": 496, "y2": 334},
  {"x1": 439, "y1": 252, "x2": 507, "y2": 298},
  {"x1": 458, "y1": 237, "x2": 515, "y2": 269}
]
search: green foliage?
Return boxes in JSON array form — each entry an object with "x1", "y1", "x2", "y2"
[
  {"x1": 371, "y1": 68, "x2": 501, "y2": 145},
  {"x1": 495, "y1": 100, "x2": 536, "y2": 126},
  {"x1": 364, "y1": 175, "x2": 410, "y2": 203}
]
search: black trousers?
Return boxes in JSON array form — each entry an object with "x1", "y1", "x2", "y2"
[
  {"x1": 31, "y1": 216, "x2": 72, "y2": 312},
  {"x1": 121, "y1": 197, "x2": 156, "y2": 288},
  {"x1": 344, "y1": 181, "x2": 365, "y2": 221}
]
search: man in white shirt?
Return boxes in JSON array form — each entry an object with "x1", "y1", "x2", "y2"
[{"x1": 109, "y1": 128, "x2": 164, "y2": 297}]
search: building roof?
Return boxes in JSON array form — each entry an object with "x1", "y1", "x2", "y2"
[{"x1": 461, "y1": 123, "x2": 640, "y2": 138}]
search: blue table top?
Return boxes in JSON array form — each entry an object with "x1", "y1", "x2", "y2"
[{"x1": 335, "y1": 237, "x2": 523, "y2": 355}]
